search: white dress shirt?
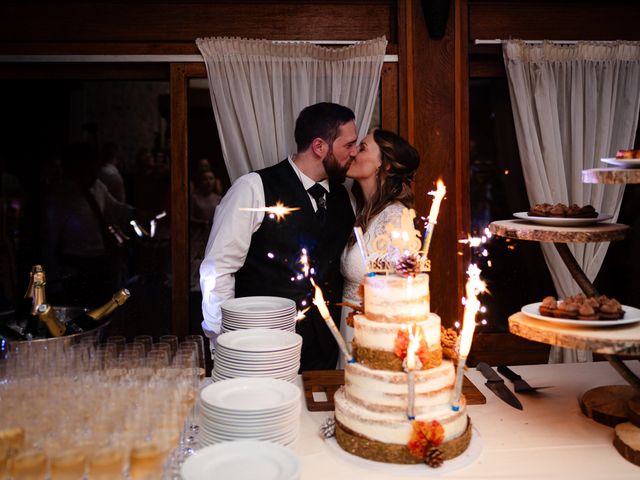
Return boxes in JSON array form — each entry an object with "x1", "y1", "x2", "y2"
[{"x1": 199, "y1": 156, "x2": 330, "y2": 340}]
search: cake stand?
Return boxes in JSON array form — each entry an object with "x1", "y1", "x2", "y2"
[
  {"x1": 490, "y1": 215, "x2": 640, "y2": 465},
  {"x1": 582, "y1": 168, "x2": 640, "y2": 184}
]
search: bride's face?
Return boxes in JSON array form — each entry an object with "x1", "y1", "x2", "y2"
[{"x1": 347, "y1": 133, "x2": 382, "y2": 181}]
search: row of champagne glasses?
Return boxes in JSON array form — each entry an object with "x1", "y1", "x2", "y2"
[{"x1": 0, "y1": 334, "x2": 206, "y2": 480}]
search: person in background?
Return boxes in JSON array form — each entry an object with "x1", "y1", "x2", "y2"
[
  {"x1": 190, "y1": 169, "x2": 222, "y2": 226},
  {"x1": 43, "y1": 143, "x2": 134, "y2": 306},
  {"x1": 200, "y1": 102, "x2": 358, "y2": 371},
  {"x1": 338, "y1": 128, "x2": 420, "y2": 368},
  {"x1": 98, "y1": 142, "x2": 127, "y2": 203}
]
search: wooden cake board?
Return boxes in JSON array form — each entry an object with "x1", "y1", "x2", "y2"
[
  {"x1": 579, "y1": 385, "x2": 638, "y2": 427},
  {"x1": 580, "y1": 387, "x2": 640, "y2": 467},
  {"x1": 302, "y1": 369, "x2": 485, "y2": 412}
]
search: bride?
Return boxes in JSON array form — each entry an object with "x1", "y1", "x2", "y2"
[{"x1": 338, "y1": 128, "x2": 420, "y2": 368}]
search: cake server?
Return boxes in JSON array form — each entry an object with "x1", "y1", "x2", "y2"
[
  {"x1": 497, "y1": 365, "x2": 552, "y2": 394},
  {"x1": 476, "y1": 362, "x2": 523, "y2": 410}
]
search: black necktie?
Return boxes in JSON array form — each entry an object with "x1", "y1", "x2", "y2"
[{"x1": 307, "y1": 183, "x2": 328, "y2": 223}]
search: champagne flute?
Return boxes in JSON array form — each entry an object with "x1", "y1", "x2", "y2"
[{"x1": 9, "y1": 447, "x2": 48, "y2": 480}]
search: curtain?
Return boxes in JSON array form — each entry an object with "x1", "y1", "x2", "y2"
[
  {"x1": 503, "y1": 40, "x2": 640, "y2": 363},
  {"x1": 196, "y1": 37, "x2": 387, "y2": 182}
]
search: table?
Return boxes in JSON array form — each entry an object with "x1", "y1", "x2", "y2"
[{"x1": 293, "y1": 362, "x2": 640, "y2": 478}]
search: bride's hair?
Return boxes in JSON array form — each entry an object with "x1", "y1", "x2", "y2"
[{"x1": 351, "y1": 128, "x2": 420, "y2": 240}]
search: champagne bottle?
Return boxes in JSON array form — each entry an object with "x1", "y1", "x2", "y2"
[
  {"x1": 36, "y1": 304, "x2": 81, "y2": 337},
  {"x1": 68, "y1": 289, "x2": 131, "y2": 331},
  {"x1": 22, "y1": 266, "x2": 46, "y2": 338}
]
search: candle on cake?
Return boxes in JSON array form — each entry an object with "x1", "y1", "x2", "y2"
[
  {"x1": 403, "y1": 324, "x2": 424, "y2": 420},
  {"x1": 421, "y1": 179, "x2": 446, "y2": 257},
  {"x1": 311, "y1": 278, "x2": 354, "y2": 363},
  {"x1": 452, "y1": 264, "x2": 485, "y2": 411},
  {"x1": 353, "y1": 226, "x2": 369, "y2": 268}
]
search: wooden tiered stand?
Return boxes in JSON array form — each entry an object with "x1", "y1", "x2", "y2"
[{"x1": 489, "y1": 165, "x2": 640, "y2": 466}]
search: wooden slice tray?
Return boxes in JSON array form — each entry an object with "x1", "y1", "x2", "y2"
[{"x1": 302, "y1": 369, "x2": 486, "y2": 411}]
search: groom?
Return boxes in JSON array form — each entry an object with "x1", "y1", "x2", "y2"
[{"x1": 200, "y1": 102, "x2": 357, "y2": 371}]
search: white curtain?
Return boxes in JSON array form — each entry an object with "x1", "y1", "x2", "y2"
[
  {"x1": 503, "y1": 40, "x2": 640, "y2": 363},
  {"x1": 196, "y1": 36, "x2": 387, "y2": 182}
]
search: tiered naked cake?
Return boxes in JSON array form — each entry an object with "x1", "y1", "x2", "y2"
[{"x1": 334, "y1": 208, "x2": 472, "y2": 465}]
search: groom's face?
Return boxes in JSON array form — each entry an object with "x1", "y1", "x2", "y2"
[{"x1": 323, "y1": 120, "x2": 358, "y2": 183}]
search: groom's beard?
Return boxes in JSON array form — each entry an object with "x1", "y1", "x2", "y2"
[{"x1": 323, "y1": 149, "x2": 351, "y2": 184}]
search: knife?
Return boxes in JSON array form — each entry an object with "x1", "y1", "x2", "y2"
[
  {"x1": 497, "y1": 365, "x2": 551, "y2": 393},
  {"x1": 476, "y1": 362, "x2": 523, "y2": 410}
]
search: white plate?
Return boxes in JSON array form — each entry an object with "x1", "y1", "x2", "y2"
[
  {"x1": 521, "y1": 302, "x2": 640, "y2": 327},
  {"x1": 200, "y1": 378, "x2": 300, "y2": 411},
  {"x1": 221, "y1": 296, "x2": 296, "y2": 314},
  {"x1": 325, "y1": 427, "x2": 481, "y2": 477},
  {"x1": 513, "y1": 212, "x2": 613, "y2": 227},
  {"x1": 180, "y1": 440, "x2": 300, "y2": 480},
  {"x1": 601, "y1": 157, "x2": 640, "y2": 168},
  {"x1": 217, "y1": 329, "x2": 302, "y2": 352}
]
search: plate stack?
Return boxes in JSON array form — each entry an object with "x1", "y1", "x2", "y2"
[
  {"x1": 180, "y1": 440, "x2": 300, "y2": 480},
  {"x1": 221, "y1": 296, "x2": 297, "y2": 333},
  {"x1": 198, "y1": 378, "x2": 301, "y2": 448},
  {"x1": 212, "y1": 329, "x2": 302, "y2": 383}
]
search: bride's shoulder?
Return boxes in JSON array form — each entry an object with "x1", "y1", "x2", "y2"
[{"x1": 377, "y1": 202, "x2": 405, "y2": 222}]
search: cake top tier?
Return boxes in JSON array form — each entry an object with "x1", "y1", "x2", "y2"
[{"x1": 367, "y1": 207, "x2": 431, "y2": 274}]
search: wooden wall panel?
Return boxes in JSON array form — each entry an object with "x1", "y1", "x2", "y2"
[
  {"x1": 0, "y1": 1, "x2": 396, "y2": 54},
  {"x1": 469, "y1": 1, "x2": 640, "y2": 43}
]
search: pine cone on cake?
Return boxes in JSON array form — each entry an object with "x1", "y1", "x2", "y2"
[
  {"x1": 319, "y1": 416, "x2": 336, "y2": 439},
  {"x1": 396, "y1": 254, "x2": 421, "y2": 277},
  {"x1": 441, "y1": 326, "x2": 459, "y2": 363},
  {"x1": 425, "y1": 447, "x2": 444, "y2": 468}
]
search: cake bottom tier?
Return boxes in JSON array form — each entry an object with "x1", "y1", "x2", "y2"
[{"x1": 335, "y1": 418, "x2": 472, "y2": 464}]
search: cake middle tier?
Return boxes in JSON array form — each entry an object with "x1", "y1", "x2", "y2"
[
  {"x1": 344, "y1": 360, "x2": 455, "y2": 413},
  {"x1": 352, "y1": 313, "x2": 442, "y2": 370}
]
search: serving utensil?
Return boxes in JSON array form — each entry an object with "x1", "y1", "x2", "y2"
[
  {"x1": 477, "y1": 362, "x2": 523, "y2": 410},
  {"x1": 497, "y1": 365, "x2": 552, "y2": 394}
]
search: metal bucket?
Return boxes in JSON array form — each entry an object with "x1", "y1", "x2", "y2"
[{"x1": 1, "y1": 306, "x2": 113, "y2": 356}]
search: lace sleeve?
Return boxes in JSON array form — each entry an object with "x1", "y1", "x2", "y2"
[{"x1": 368, "y1": 203, "x2": 405, "y2": 241}]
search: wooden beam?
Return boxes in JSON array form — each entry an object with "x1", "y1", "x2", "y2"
[
  {"x1": 455, "y1": 0, "x2": 471, "y2": 311},
  {"x1": 0, "y1": 2, "x2": 396, "y2": 55},
  {"x1": 170, "y1": 63, "x2": 190, "y2": 339},
  {"x1": 409, "y1": 0, "x2": 459, "y2": 326},
  {"x1": 380, "y1": 63, "x2": 399, "y2": 133}
]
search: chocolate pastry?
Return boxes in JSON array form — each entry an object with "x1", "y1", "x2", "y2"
[{"x1": 549, "y1": 203, "x2": 568, "y2": 217}]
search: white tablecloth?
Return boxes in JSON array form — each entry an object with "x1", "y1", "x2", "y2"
[{"x1": 294, "y1": 361, "x2": 640, "y2": 479}]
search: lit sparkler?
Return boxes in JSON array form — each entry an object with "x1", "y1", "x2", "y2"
[
  {"x1": 452, "y1": 264, "x2": 486, "y2": 411},
  {"x1": 421, "y1": 179, "x2": 446, "y2": 256},
  {"x1": 310, "y1": 278, "x2": 354, "y2": 363},
  {"x1": 239, "y1": 202, "x2": 300, "y2": 222}
]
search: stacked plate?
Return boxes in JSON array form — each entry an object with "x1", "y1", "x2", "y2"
[
  {"x1": 180, "y1": 440, "x2": 300, "y2": 480},
  {"x1": 221, "y1": 296, "x2": 297, "y2": 333},
  {"x1": 198, "y1": 378, "x2": 301, "y2": 448},
  {"x1": 212, "y1": 329, "x2": 302, "y2": 383}
]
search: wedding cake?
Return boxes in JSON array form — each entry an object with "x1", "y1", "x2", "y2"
[{"x1": 333, "y1": 208, "x2": 472, "y2": 465}]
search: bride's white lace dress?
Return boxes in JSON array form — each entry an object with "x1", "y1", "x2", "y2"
[{"x1": 338, "y1": 202, "x2": 405, "y2": 368}]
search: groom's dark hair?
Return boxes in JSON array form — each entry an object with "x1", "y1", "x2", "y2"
[{"x1": 294, "y1": 102, "x2": 355, "y2": 152}]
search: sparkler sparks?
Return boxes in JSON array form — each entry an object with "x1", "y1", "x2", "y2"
[
  {"x1": 239, "y1": 202, "x2": 300, "y2": 222},
  {"x1": 459, "y1": 264, "x2": 486, "y2": 358},
  {"x1": 295, "y1": 307, "x2": 311, "y2": 322},
  {"x1": 299, "y1": 249, "x2": 310, "y2": 278}
]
